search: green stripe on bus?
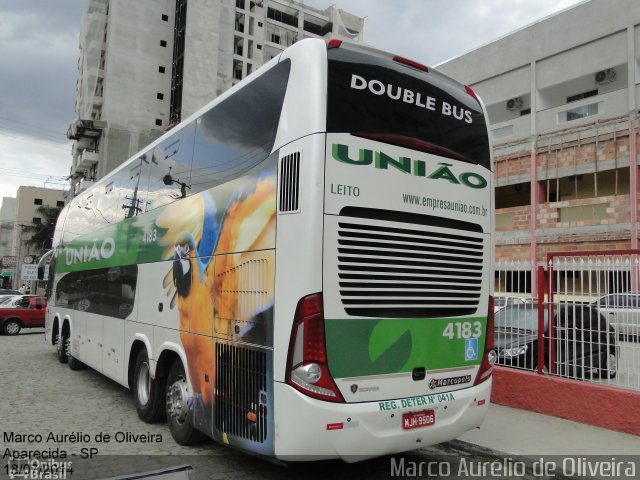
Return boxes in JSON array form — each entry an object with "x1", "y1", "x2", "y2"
[
  {"x1": 56, "y1": 210, "x2": 168, "y2": 272},
  {"x1": 325, "y1": 317, "x2": 486, "y2": 378}
]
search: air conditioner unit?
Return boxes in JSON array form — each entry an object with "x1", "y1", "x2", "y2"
[
  {"x1": 595, "y1": 68, "x2": 616, "y2": 85},
  {"x1": 506, "y1": 97, "x2": 523, "y2": 111}
]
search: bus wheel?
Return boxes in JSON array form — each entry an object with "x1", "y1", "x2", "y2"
[
  {"x1": 133, "y1": 350, "x2": 165, "y2": 423},
  {"x1": 67, "y1": 339, "x2": 85, "y2": 371},
  {"x1": 57, "y1": 330, "x2": 68, "y2": 364},
  {"x1": 165, "y1": 361, "x2": 205, "y2": 445},
  {"x1": 52, "y1": 327, "x2": 59, "y2": 352}
]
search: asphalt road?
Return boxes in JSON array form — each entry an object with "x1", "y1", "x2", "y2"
[{"x1": 0, "y1": 329, "x2": 572, "y2": 480}]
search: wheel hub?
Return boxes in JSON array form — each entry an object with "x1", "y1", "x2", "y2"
[
  {"x1": 136, "y1": 362, "x2": 151, "y2": 405},
  {"x1": 167, "y1": 379, "x2": 189, "y2": 424},
  {"x1": 5, "y1": 322, "x2": 19, "y2": 335}
]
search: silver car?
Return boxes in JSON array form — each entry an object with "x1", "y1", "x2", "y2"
[
  {"x1": 493, "y1": 296, "x2": 531, "y2": 313},
  {"x1": 592, "y1": 294, "x2": 640, "y2": 338}
]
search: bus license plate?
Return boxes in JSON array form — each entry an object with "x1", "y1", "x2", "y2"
[{"x1": 402, "y1": 410, "x2": 435, "y2": 430}]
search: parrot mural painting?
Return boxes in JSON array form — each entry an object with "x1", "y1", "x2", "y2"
[{"x1": 155, "y1": 164, "x2": 277, "y2": 444}]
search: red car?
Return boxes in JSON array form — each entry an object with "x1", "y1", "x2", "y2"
[{"x1": 0, "y1": 296, "x2": 46, "y2": 335}]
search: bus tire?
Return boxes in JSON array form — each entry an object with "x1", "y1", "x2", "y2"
[
  {"x1": 165, "y1": 361, "x2": 205, "y2": 445},
  {"x1": 57, "y1": 329, "x2": 68, "y2": 364},
  {"x1": 133, "y1": 350, "x2": 165, "y2": 423},
  {"x1": 67, "y1": 340, "x2": 85, "y2": 371},
  {"x1": 52, "y1": 324, "x2": 59, "y2": 350}
]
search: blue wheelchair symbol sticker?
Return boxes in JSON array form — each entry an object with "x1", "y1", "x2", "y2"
[{"x1": 465, "y1": 338, "x2": 478, "y2": 361}]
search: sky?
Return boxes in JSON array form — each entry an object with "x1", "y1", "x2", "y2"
[{"x1": 0, "y1": 0, "x2": 587, "y2": 209}]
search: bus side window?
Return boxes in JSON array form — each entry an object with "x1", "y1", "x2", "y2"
[
  {"x1": 190, "y1": 59, "x2": 291, "y2": 194},
  {"x1": 62, "y1": 196, "x2": 93, "y2": 244},
  {"x1": 146, "y1": 123, "x2": 197, "y2": 212}
]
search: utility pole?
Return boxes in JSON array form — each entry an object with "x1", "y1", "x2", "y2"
[
  {"x1": 15, "y1": 224, "x2": 23, "y2": 289},
  {"x1": 15, "y1": 223, "x2": 28, "y2": 290}
]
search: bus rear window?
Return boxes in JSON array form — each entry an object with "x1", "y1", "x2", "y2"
[{"x1": 327, "y1": 48, "x2": 490, "y2": 170}]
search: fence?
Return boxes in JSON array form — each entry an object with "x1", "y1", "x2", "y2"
[{"x1": 495, "y1": 252, "x2": 640, "y2": 392}]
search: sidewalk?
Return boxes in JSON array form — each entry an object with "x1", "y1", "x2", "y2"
[{"x1": 459, "y1": 404, "x2": 640, "y2": 456}]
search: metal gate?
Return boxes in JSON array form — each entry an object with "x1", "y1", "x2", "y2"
[{"x1": 495, "y1": 250, "x2": 640, "y2": 391}]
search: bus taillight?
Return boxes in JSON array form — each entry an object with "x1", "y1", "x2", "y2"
[
  {"x1": 465, "y1": 85, "x2": 478, "y2": 100},
  {"x1": 393, "y1": 55, "x2": 428, "y2": 72},
  {"x1": 286, "y1": 293, "x2": 344, "y2": 403},
  {"x1": 486, "y1": 295, "x2": 495, "y2": 351},
  {"x1": 326, "y1": 39, "x2": 342, "y2": 49},
  {"x1": 474, "y1": 295, "x2": 496, "y2": 385}
]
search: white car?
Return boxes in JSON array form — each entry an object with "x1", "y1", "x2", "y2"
[
  {"x1": 493, "y1": 296, "x2": 531, "y2": 313},
  {"x1": 0, "y1": 295, "x2": 33, "y2": 308},
  {"x1": 0, "y1": 295, "x2": 20, "y2": 306},
  {"x1": 592, "y1": 294, "x2": 640, "y2": 338}
]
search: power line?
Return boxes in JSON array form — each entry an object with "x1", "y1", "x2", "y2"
[
  {"x1": 0, "y1": 172, "x2": 51, "y2": 181},
  {"x1": 0, "y1": 170, "x2": 70, "y2": 184},
  {"x1": 0, "y1": 170, "x2": 60, "y2": 181}
]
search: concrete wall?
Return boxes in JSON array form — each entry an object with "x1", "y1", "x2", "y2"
[
  {"x1": 12, "y1": 187, "x2": 65, "y2": 257},
  {"x1": 438, "y1": 0, "x2": 639, "y2": 87},
  {"x1": 103, "y1": 0, "x2": 175, "y2": 131},
  {"x1": 492, "y1": 367, "x2": 640, "y2": 436},
  {"x1": 180, "y1": 0, "x2": 366, "y2": 119},
  {"x1": 182, "y1": 0, "x2": 230, "y2": 118},
  {"x1": 437, "y1": 0, "x2": 640, "y2": 144}
]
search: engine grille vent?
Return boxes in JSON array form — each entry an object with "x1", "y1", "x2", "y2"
[
  {"x1": 279, "y1": 151, "x2": 300, "y2": 213},
  {"x1": 215, "y1": 343, "x2": 268, "y2": 443},
  {"x1": 336, "y1": 213, "x2": 485, "y2": 318}
]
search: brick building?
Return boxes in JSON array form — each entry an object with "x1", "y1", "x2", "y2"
[{"x1": 437, "y1": 0, "x2": 640, "y2": 291}]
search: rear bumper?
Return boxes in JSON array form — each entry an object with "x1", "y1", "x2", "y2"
[{"x1": 273, "y1": 378, "x2": 491, "y2": 461}]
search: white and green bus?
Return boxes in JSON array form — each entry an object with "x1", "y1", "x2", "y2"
[{"x1": 46, "y1": 38, "x2": 494, "y2": 461}]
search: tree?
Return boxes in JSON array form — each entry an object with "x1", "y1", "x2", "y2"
[{"x1": 23, "y1": 205, "x2": 63, "y2": 254}]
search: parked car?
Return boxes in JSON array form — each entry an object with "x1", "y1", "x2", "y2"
[
  {"x1": 0, "y1": 295, "x2": 34, "y2": 308},
  {"x1": 493, "y1": 296, "x2": 532, "y2": 313},
  {"x1": 591, "y1": 293, "x2": 640, "y2": 338},
  {"x1": 494, "y1": 304, "x2": 619, "y2": 379},
  {"x1": 0, "y1": 295, "x2": 46, "y2": 335},
  {"x1": 0, "y1": 295, "x2": 18, "y2": 305},
  {"x1": 0, "y1": 289, "x2": 20, "y2": 296}
]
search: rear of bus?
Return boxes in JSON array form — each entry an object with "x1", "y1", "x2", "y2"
[{"x1": 278, "y1": 40, "x2": 494, "y2": 460}]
